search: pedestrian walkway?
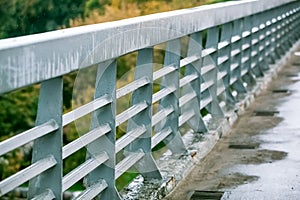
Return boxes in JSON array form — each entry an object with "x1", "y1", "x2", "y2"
[{"x1": 165, "y1": 49, "x2": 300, "y2": 200}]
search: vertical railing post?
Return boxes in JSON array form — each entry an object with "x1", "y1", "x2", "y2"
[
  {"x1": 279, "y1": 7, "x2": 288, "y2": 55},
  {"x1": 296, "y1": 6, "x2": 300, "y2": 40},
  {"x1": 286, "y1": 4, "x2": 297, "y2": 47},
  {"x1": 294, "y1": 5, "x2": 300, "y2": 41},
  {"x1": 183, "y1": 32, "x2": 208, "y2": 133},
  {"x1": 273, "y1": 9, "x2": 284, "y2": 60},
  {"x1": 126, "y1": 48, "x2": 162, "y2": 179},
  {"x1": 28, "y1": 77, "x2": 63, "y2": 199},
  {"x1": 241, "y1": 16, "x2": 256, "y2": 88},
  {"x1": 258, "y1": 12, "x2": 270, "y2": 71},
  {"x1": 204, "y1": 26, "x2": 224, "y2": 117},
  {"x1": 220, "y1": 22, "x2": 236, "y2": 104},
  {"x1": 251, "y1": 14, "x2": 265, "y2": 77},
  {"x1": 85, "y1": 60, "x2": 120, "y2": 200},
  {"x1": 284, "y1": 3, "x2": 296, "y2": 50},
  {"x1": 280, "y1": 7, "x2": 290, "y2": 53},
  {"x1": 231, "y1": 19, "x2": 247, "y2": 94},
  {"x1": 284, "y1": 6, "x2": 292, "y2": 49},
  {"x1": 268, "y1": 9, "x2": 280, "y2": 63},
  {"x1": 257, "y1": 12, "x2": 270, "y2": 72},
  {"x1": 264, "y1": 10, "x2": 276, "y2": 65},
  {"x1": 296, "y1": 5, "x2": 300, "y2": 40},
  {"x1": 157, "y1": 39, "x2": 187, "y2": 154}
]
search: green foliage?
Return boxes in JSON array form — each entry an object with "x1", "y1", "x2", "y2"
[
  {"x1": 63, "y1": 72, "x2": 78, "y2": 110},
  {"x1": 0, "y1": 86, "x2": 39, "y2": 180},
  {"x1": 116, "y1": 171, "x2": 139, "y2": 190},
  {"x1": 0, "y1": 87, "x2": 39, "y2": 138},
  {"x1": 0, "y1": 0, "x2": 18, "y2": 39},
  {"x1": 200, "y1": 107, "x2": 209, "y2": 116},
  {"x1": 85, "y1": 0, "x2": 110, "y2": 15},
  {"x1": 208, "y1": 0, "x2": 232, "y2": 4},
  {"x1": 117, "y1": 52, "x2": 137, "y2": 79},
  {"x1": 0, "y1": 0, "x2": 85, "y2": 39}
]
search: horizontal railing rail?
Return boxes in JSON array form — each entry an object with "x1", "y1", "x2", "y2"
[{"x1": 0, "y1": 0, "x2": 300, "y2": 199}]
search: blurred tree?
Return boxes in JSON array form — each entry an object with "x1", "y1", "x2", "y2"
[
  {"x1": 0, "y1": 86, "x2": 39, "y2": 180},
  {"x1": 0, "y1": 0, "x2": 85, "y2": 39},
  {"x1": 0, "y1": 0, "x2": 18, "y2": 39},
  {"x1": 85, "y1": 0, "x2": 111, "y2": 15},
  {"x1": 0, "y1": 0, "x2": 95, "y2": 180},
  {"x1": 0, "y1": 86, "x2": 39, "y2": 138}
]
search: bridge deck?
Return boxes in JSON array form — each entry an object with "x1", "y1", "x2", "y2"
[{"x1": 165, "y1": 48, "x2": 300, "y2": 199}]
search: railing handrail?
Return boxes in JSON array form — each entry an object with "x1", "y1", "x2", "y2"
[{"x1": 0, "y1": 0, "x2": 296, "y2": 94}]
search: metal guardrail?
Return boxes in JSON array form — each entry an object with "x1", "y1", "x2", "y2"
[{"x1": 0, "y1": 0, "x2": 300, "y2": 199}]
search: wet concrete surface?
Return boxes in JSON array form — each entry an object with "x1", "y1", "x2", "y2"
[{"x1": 165, "y1": 52, "x2": 300, "y2": 199}]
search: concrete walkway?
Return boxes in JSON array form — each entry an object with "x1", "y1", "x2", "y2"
[{"x1": 165, "y1": 51, "x2": 300, "y2": 199}]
